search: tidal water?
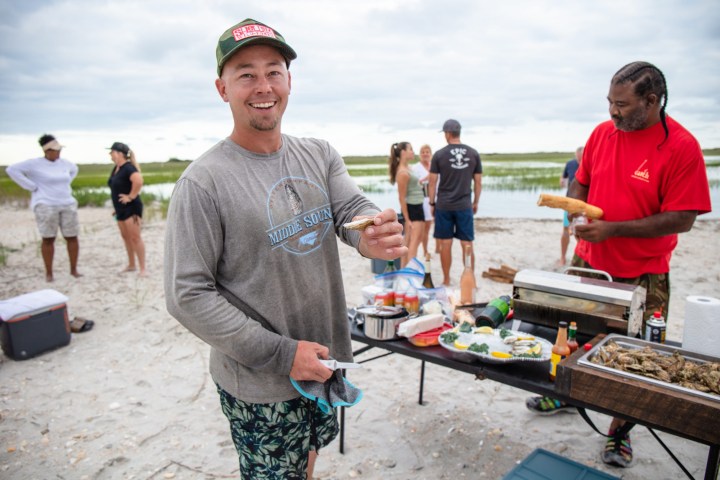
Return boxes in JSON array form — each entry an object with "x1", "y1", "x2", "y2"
[{"x1": 141, "y1": 157, "x2": 720, "y2": 219}]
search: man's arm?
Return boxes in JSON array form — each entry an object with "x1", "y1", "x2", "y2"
[
  {"x1": 472, "y1": 173, "x2": 482, "y2": 214},
  {"x1": 569, "y1": 178, "x2": 697, "y2": 241},
  {"x1": 427, "y1": 172, "x2": 438, "y2": 207},
  {"x1": 324, "y1": 143, "x2": 406, "y2": 260},
  {"x1": 567, "y1": 178, "x2": 589, "y2": 202},
  {"x1": 356, "y1": 208, "x2": 407, "y2": 260},
  {"x1": 574, "y1": 211, "x2": 698, "y2": 243}
]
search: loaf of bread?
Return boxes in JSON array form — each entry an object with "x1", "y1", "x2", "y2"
[{"x1": 537, "y1": 193, "x2": 603, "y2": 219}]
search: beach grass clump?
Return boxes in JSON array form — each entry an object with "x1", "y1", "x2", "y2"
[{"x1": 0, "y1": 243, "x2": 12, "y2": 266}]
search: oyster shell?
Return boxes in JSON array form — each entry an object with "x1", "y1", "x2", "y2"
[{"x1": 343, "y1": 217, "x2": 376, "y2": 231}]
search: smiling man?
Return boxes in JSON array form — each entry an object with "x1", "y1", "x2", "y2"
[
  {"x1": 526, "y1": 61, "x2": 712, "y2": 469},
  {"x1": 163, "y1": 19, "x2": 406, "y2": 478}
]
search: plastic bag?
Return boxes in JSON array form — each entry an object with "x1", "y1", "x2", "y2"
[{"x1": 373, "y1": 257, "x2": 425, "y2": 291}]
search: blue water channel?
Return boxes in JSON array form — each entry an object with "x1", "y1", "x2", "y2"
[{"x1": 141, "y1": 157, "x2": 720, "y2": 220}]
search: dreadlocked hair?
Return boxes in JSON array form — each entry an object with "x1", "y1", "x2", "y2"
[
  {"x1": 388, "y1": 141, "x2": 410, "y2": 185},
  {"x1": 612, "y1": 61, "x2": 669, "y2": 148}
]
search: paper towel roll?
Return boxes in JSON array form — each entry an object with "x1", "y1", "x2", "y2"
[{"x1": 682, "y1": 295, "x2": 720, "y2": 356}]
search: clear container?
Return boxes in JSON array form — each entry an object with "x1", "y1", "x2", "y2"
[{"x1": 570, "y1": 214, "x2": 588, "y2": 235}]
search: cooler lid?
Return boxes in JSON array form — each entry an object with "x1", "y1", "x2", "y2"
[{"x1": 0, "y1": 289, "x2": 69, "y2": 321}]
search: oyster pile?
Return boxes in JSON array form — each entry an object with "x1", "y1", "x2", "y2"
[{"x1": 591, "y1": 340, "x2": 720, "y2": 395}]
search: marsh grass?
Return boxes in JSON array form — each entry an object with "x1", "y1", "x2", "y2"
[
  {"x1": 0, "y1": 161, "x2": 191, "y2": 206},
  {"x1": 347, "y1": 153, "x2": 570, "y2": 191}
]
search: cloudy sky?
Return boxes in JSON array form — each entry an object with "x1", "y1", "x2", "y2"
[{"x1": 1, "y1": 0, "x2": 719, "y2": 165}]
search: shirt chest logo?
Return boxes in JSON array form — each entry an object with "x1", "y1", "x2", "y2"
[
  {"x1": 631, "y1": 159, "x2": 650, "y2": 183},
  {"x1": 265, "y1": 177, "x2": 333, "y2": 255}
]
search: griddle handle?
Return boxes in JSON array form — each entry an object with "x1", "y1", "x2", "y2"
[{"x1": 562, "y1": 266, "x2": 613, "y2": 282}]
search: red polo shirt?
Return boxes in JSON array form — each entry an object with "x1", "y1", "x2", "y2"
[{"x1": 574, "y1": 116, "x2": 712, "y2": 278}]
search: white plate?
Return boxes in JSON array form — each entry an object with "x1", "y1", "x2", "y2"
[{"x1": 438, "y1": 327, "x2": 553, "y2": 364}]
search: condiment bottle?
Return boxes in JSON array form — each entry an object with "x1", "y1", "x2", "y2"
[
  {"x1": 549, "y1": 321, "x2": 570, "y2": 382},
  {"x1": 375, "y1": 290, "x2": 394, "y2": 307},
  {"x1": 383, "y1": 260, "x2": 397, "y2": 289},
  {"x1": 373, "y1": 291, "x2": 386, "y2": 306},
  {"x1": 567, "y1": 321, "x2": 579, "y2": 353},
  {"x1": 475, "y1": 295, "x2": 512, "y2": 328},
  {"x1": 404, "y1": 289, "x2": 419, "y2": 314},
  {"x1": 459, "y1": 245, "x2": 475, "y2": 305},
  {"x1": 422, "y1": 254, "x2": 435, "y2": 289},
  {"x1": 394, "y1": 291, "x2": 406, "y2": 309}
]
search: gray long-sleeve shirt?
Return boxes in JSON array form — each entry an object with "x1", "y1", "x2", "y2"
[{"x1": 164, "y1": 136, "x2": 378, "y2": 402}]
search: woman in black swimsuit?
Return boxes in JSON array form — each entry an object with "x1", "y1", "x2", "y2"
[{"x1": 108, "y1": 142, "x2": 146, "y2": 276}]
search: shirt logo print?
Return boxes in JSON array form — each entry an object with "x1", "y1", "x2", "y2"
[
  {"x1": 449, "y1": 147, "x2": 470, "y2": 170},
  {"x1": 631, "y1": 159, "x2": 650, "y2": 183},
  {"x1": 265, "y1": 177, "x2": 333, "y2": 255}
]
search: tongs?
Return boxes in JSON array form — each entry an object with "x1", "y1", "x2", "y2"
[{"x1": 319, "y1": 359, "x2": 363, "y2": 370}]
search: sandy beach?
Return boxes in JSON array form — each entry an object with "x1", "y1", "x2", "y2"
[{"x1": 0, "y1": 206, "x2": 718, "y2": 480}]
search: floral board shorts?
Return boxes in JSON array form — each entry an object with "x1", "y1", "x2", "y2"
[
  {"x1": 217, "y1": 384, "x2": 339, "y2": 479},
  {"x1": 570, "y1": 255, "x2": 670, "y2": 327}
]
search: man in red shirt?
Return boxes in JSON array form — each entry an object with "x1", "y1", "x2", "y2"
[{"x1": 527, "y1": 61, "x2": 712, "y2": 468}]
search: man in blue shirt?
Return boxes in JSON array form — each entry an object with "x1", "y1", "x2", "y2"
[{"x1": 558, "y1": 146, "x2": 583, "y2": 266}]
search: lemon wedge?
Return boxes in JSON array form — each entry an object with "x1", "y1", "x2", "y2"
[
  {"x1": 517, "y1": 335, "x2": 536, "y2": 341},
  {"x1": 454, "y1": 339, "x2": 470, "y2": 350},
  {"x1": 529, "y1": 344, "x2": 542, "y2": 356},
  {"x1": 475, "y1": 326, "x2": 494, "y2": 334},
  {"x1": 491, "y1": 351, "x2": 513, "y2": 359}
]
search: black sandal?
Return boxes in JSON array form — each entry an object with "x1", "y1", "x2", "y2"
[{"x1": 70, "y1": 317, "x2": 95, "y2": 333}]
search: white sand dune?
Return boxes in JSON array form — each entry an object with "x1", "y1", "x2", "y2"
[{"x1": 0, "y1": 207, "x2": 717, "y2": 479}]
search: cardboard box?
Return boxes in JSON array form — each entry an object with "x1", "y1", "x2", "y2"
[{"x1": 0, "y1": 289, "x2": 71, "y2": 360}]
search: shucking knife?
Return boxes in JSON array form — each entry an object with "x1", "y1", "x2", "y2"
[{"x1": 319, "y1": 359, "x2": 363, "y2": 370}]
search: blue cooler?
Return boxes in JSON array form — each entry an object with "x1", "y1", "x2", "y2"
[
  {"x1": 0, "y1": 289, "x2": 71, "y2": 360},
  {"x1": 503, "y1": 448, "x2": 620, "y2": 480}
]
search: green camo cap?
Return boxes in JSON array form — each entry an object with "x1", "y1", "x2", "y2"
[{"x1": 216, "y1": 18, "x2": 297, "y2": 76}]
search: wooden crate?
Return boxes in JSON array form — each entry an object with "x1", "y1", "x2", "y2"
[{"x1": 556, "y1": 335, "x2": 720, "y2": 445}]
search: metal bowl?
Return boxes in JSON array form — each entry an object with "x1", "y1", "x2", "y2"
[{"x1": 356, "y1": 306, "x2": 409, "y2": 341}]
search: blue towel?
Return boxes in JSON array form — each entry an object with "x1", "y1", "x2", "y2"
[{"x1": 290, "y1": 369, "x2": 363, "y2": 414}]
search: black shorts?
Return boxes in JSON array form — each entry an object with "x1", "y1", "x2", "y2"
[
  {"x1": 406, "y1": 203, "x2": 426, "y2": 222},
  {"x1": 115, "y1": 201, "x2": 143, "y2": 221}
]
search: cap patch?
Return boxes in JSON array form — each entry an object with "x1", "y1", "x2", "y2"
[{"x1": 233, "y1": 24, "x2": 277, "y2": 42}]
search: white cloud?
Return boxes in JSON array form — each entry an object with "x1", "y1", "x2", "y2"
[{"x1": 1, "y1": 0, "x2": 719, "y2": 165}]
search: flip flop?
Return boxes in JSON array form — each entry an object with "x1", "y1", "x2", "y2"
[{"x1": 70, "y1": 317, "x2": 95, "y2": 333}]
